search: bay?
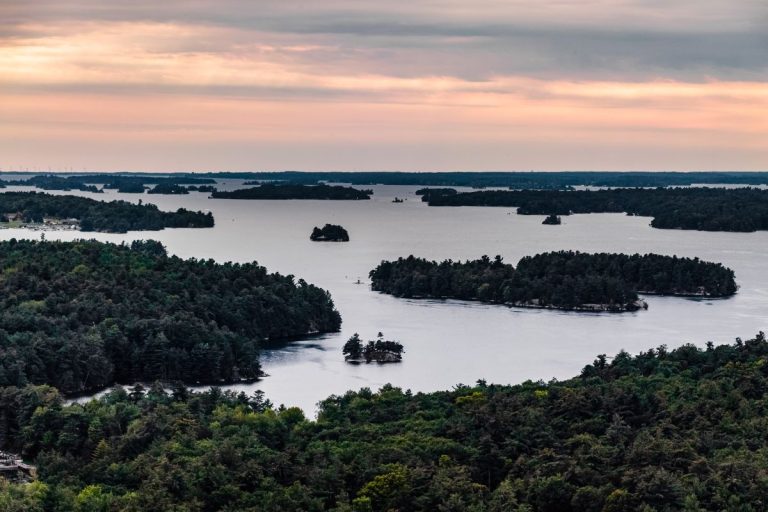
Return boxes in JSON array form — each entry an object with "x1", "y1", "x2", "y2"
[{"x1": 4, "y1": 182, "x2": 766, "y2": 414}]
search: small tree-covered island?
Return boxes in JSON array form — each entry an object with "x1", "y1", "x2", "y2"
[
  {"x1": 343, "y1": 332, "x2": 405, "y2": 363},
  {"x1": 310, "y1": 224, "x2": 350, "y2": 242},
  {"x1": 370, "y1": 252, "x2": 737, "y2": 312},
  {"x1": 211, "y1": 183, "x2": 373, "y2": 200},
  {"x1": 0, "y1": 239, "x2": 342, "y2": 394},
  {"x1": 0, "y1": 192, "x2": 213, "y2": 233},
  {"x1": 426, "y1": 187, "x2": 768, "y2": 232},
  {"x1": 542, "y1": 214, "x2": 561, "y2": 225}
]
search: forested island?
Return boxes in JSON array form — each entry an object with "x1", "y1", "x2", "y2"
[
  {"x1": 6, "y1": 171, "x2": 768, "y2": 190},
  {"x1": 416, "y1": 187, "x2": 458, "y2": 201},
  {"x1": 0, "y1": 239, "x2": 341, "y2": 394},
  {"x1": 369, "y1": 252, "x2": 737, "y2": 311},
  {"x1": 147, "y1": 183, "x2": 189, "y2": 195},
  {"x1": 343, "y1": 332, "x2": 404, "y2": 363},
  {"x1": 195, "y1": 170, "x2": 768, "y2": 189},
  {"x1": 0, "y1": 333, "x2": 767, "y2": 509},
  {"x1": 0, "y1": 192, "x2": 213, "y2": 232},
  {"x1": 426, "y1": 187, "x2": 768, "y2": 232},
  {"x1": 211, "y1": 183, "x2": 373, "y2": 200},
  {"x1": 103, "y1": 180, "x2": 146, "y2": 193},
  {"x1": 542, "y1": 214, "x2": 561, "y2": 225},
  {"x1": 6, "y1": 175, "x2": 101, "y2": 193},
  {"x1": 310, "y1": 224, "x2": 350, "y2": 242}
]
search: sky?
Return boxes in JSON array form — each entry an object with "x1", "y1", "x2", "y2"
[{"x1": 1, "y1": 1, "x2": 766, "y2": 172}]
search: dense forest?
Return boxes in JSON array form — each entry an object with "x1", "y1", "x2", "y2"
[
  {"x1": 369, "y1": 252, "x2": 737, "y2": 311},
  {"x1": 426, "y1": 187, "x2": 768, "y2": 232},
  {"x1": 212, "y1": 184, "x2": 373, "y2": 200},
  {"x1": 0, "y1": 239, "x2": 341, "y2": 395},
  {"x1": 311, "y1": 224, "x2": 350, "y2": 242},
  {"x1": 0, "y1": 333, "x2": 767, "y2": 510},
  {"x1": 0, "y1": 192, "x2": 213, "y2": 232},
  {"x1": 195, "y1": 171, "x2": 768, "y2": 189}
]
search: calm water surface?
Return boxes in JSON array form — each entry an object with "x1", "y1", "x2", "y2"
[{"x1": 5, "y1": 183, "x2": 767, "y2": 413}]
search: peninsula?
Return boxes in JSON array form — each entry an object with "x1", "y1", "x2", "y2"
[
  {"x1": 0, "y1": 239, "x2": 341, "y2": 394},
  {"x1": 0, "y1": 191, "x2": 213, "y2": 232}
]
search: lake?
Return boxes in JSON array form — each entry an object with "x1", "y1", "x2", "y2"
[{"x1": 3, "y1": 182, "x2": 767, "y2": 414}]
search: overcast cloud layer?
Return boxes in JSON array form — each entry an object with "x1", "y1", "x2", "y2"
[{"x1": 1, "y1": 0, "x2": 766, "y2": 171}]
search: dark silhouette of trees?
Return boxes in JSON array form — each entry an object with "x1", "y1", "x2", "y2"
[
  {"x1": 147, "y1": 183, "x2": 189, "y2": 194},
  {"x1": 344, "y1": 332, "x2": 404, "y2": 363},
  {"x1": 212, "y1": 183, "x2": 373, "y2": 200},
  {"x1": 310, "y1": 224, "x2": 350, "y2": 242},
  {"x1": 427, "y1": 187, "x2": 768, "y2": 232},
  {"x1": 0, "y1": 191, "x2": 214, "y2": 232},
  {"x1": 5, "y1": 175, "x2": 101, "y2": 192},
  {"x1": 370, "y1": 252, "x2": 737, "y2": 311},
  {"x1": 0, "y1": 239, "x2": 341, "y2": 394}
]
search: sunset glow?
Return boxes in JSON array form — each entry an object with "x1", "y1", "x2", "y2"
[{"x1": 1, "y1": 1, "x2": 766, "y2": 171}]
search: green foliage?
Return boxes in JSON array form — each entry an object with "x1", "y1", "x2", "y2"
[
  {"x1": 0, "y1": 192, "x2": 213, "y2": 232},
  {"x1": 344, "y1": 333, "x2": 403, "y2": 363},
  {"x1": 0, "y1": 239, "x2": 341, "y2": 394},
  {"x1": 370, "y1": 252, "x2": 736, "y2": 311},
  {"x1": 2, "y1": 333, "x2": 768, "y2": 509},
  {"x1": 427, "y1": 187, "x2": 768, "y2": 232}
]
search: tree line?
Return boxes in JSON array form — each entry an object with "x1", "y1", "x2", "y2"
[
  {"x1": 0, "y1": 239, "x2": 341, "y2": 394},
  {"x1": 0, "y1": 192, "x2": 213, "y2": 232},
  {"x1": 193, "y1": 171, "x2": 768, "y2": 189},
  {"x1": 212, "y1": 183, "x2": 373, "y2": 200},
  {"x1": 1, "y1": 333, "x2": 768, "y2": 510},
  {"x1": 369, "y1": 252, "x2": 737, "y2": 311},
  {"x1": 426, "y1": 187, "x2": 768, "y2": 232}
]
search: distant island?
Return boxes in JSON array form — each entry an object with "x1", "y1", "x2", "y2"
[
  {"x1": 187, "y1": 185, "x2": 217, "y2": 193},
  {"x1": 211, "y1": 183, "x2": 373, "y2": 200},
  {"x1": 343, "y1": 332, "x2": 404, "y2": 363},
  {"x1": 426, "y1": 187, "x2": 768, "y2": 232},
  {"x1": 147, "y1": 183, "x2": 189, "y2": 195},
  {"x1": 369, "y1": 252, "x2": 737, "y2": 312},
  {"x1": 542, "y1": 214, "x2": 561, "y2": 225},
  {"x1": 310, "y1": 224, "x2": 350, "y2": 242},
  {"x1": 190, "y1": 170, "x2": 768, "y2": 189},
  {"x1": 6, "y1": 175, "x2": 101, "y2": 193},
  {"x1": 0, "y1": 239, "x2": 341, "y2": 394},
  {"x1": 0, "y1": 191, "x2": 214, "y2": 232},
  {"x1": 104, "y1": 179, "x2": 146, "y2": 193},
  {"x1": 416, "y1": 187, "x2": 458, "y2": 201}
]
